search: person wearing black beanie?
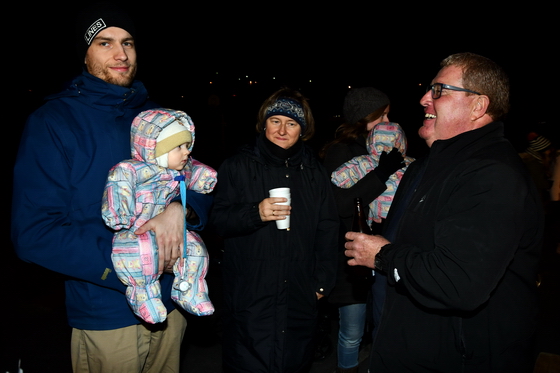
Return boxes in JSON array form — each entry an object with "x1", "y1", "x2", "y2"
[
  {"x1": 320, "y1": 87, "x2": 404, "y2": 373},
  {"x1": 75, "y1": 2, "x2": 138, "y2": 87},
  {"x1": 76, "y1": 2, "x2": 137, "y2": 60},
  {"x1": 11, "y1": 3, "x2": 210, "y2": 372}
]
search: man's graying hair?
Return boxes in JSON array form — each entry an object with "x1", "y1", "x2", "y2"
[{"x1": 442, "y1": 52, "x2": 510, "y2": 121}]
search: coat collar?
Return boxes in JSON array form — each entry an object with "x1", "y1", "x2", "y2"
[
  {"x1": 240, "y1": 132, "x2": 317, "y2": 170},
  {"x1": 48, "y1": 71, "x2": 150, "y2": 115},
  {"x1": 429, "y1": 121, "x2": 504, "y2": 160}
]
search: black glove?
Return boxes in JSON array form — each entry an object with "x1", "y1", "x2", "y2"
[{"x1": 373, "y1": 147, "x2": 405, "y2": 183}]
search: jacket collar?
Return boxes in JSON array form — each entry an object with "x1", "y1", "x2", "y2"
[
  {"x1": 429, "y1": 121, "x2": 504, "y2": 160},
  {"x1": 241, "y1": 132, "x2": 317, "y2": 169},
  {"x1": 256, "y1": 132, "x2": 304, "y2": 168},
  {"x1": 48, "y1": 70, "x2": 150, "y2": 115}
]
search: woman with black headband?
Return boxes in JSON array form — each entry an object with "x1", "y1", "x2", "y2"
[{"x1": 210, "y1": 87, "x2": 339, "y2": 372}]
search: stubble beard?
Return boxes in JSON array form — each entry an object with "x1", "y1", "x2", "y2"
[{"x1": 86, "y1": 61, "x2": 137, "y2": 87}]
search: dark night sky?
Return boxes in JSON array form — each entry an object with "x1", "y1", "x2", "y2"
[{"x1": 15, "y1": 1, "x2": 556, "y2": 159}]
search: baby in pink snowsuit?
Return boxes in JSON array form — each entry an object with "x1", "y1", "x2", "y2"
[{"x1": 102, "y1": 108, "x2": 216, "y2": 323}]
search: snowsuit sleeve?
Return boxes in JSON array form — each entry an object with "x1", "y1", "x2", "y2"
[
  {"x1": 331, "y1": 154, "x2": 377, "y2": 189},
  {"x1": 332, "y1": 152, "x2": 414, "y2": 222},
  {"x1": 184, "y1": 158, "x2": 217, "y2": 194},
  {"x1": 102, "y1": 162, "x2": 139, "y2": 231},
  {"x1": 323, "y1": 142, "x2": 387, "y2": 224}
]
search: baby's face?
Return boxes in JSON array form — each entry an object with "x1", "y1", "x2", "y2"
[{"x1": 167, "y1": 142, "x2": 191, "y2": 171}]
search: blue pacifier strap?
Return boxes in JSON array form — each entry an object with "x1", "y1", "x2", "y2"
[{"x1": 175, "y1": 175, "x2": 188, "y2": 258}]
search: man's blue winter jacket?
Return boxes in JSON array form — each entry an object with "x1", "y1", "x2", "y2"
[{"x1": 11, "y1": 71, "x2": 211, "y2": 330}]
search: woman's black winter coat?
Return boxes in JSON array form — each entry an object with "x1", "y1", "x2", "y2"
[{"x1": 210, "y1": 134, "x2": 339, "y2": 373}]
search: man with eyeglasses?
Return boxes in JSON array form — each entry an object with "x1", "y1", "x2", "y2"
[{"x1": 344, "y1": 52, "x2": 543, "y2": 373}]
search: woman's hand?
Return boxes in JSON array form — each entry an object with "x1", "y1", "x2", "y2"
[{"x1": 258, "y1": 197, "x2": 291, "y2": 222}]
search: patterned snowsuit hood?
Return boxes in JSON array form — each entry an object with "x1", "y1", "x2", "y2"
[
  {"x1": 131, "y1": 109, "x2": 195, "y2": 165},
  {"x1": 366, "y1": 122, "x2": 408, "y2": 161}
]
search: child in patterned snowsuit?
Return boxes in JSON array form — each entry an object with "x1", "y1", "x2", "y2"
[
  {"x1": 331, "y1": 122, "x2": 414, "y2": 226},
  {"x1": 102, "y1": 108, "x2": 216, "y2": 324}
]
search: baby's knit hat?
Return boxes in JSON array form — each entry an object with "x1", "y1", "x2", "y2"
[
  {"x1": 343, "y1": 87, "x2": 390, "y2": 126},
  {"x1": 155, "y1": 122, "x2": 192, "y2": 168}
]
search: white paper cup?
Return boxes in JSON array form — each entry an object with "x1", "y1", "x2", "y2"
[
  {"x1": 269, "y1": 187, "x2": 290, "y2": 198},
  {"x1": 269, "y1": 188, "x2": 290, "y2": 230}
]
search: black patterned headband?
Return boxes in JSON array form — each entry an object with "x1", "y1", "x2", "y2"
[{"x1": 265, "y1": 97, "x2": 306, "y2": 130}]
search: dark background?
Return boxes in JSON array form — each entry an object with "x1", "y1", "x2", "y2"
[{"x1": 14, "y1": 1, "x2": 557, "y2": 162}]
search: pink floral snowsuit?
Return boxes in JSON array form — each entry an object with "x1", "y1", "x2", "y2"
[{"x1": 102, "y1": 109, "x2": 216, "y2": 323}]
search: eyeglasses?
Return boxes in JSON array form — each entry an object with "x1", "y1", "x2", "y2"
[{"x1": 426, "y1": 83, "x2": 482, "y2": 99}]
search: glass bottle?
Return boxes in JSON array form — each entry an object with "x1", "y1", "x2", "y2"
[{"x1": 352, "y1": 197, "x2": 372, "y2": 235}]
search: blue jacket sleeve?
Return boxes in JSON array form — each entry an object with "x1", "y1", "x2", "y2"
[
  {"x1": 11, "y1": 107, "x2": 127, "y2": 291},
  {"x1": 183, "y1": 190, "x2": 213, "y2": 231}
]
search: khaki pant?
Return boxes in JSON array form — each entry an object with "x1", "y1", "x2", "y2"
[{"x1": 71, "y1": 309, "x2": 187, "y2": 373}]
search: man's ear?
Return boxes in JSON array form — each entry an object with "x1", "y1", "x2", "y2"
[{"x1": 471, "y1": 95, "x2": 490, "y2": 121}]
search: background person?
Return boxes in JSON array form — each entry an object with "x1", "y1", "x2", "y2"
[
  {"x1": 11, "y1": 4, "x2": 212, "y2": 372},
  {"x1": 210, "y1": 87, "x2": 339, "y2": 373},
  {"x1": 519, "y1": 132, "x2": 555, "y2": 210},
  {"x1": 550, "y1": 147, "x2": 560, "y2": 254},
  {"x1": 345, "y1": 52, "x2": 543, "y2": 373},
  {"x1": 320, "y1": 87, "x2": 405, "y2": 373}
]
